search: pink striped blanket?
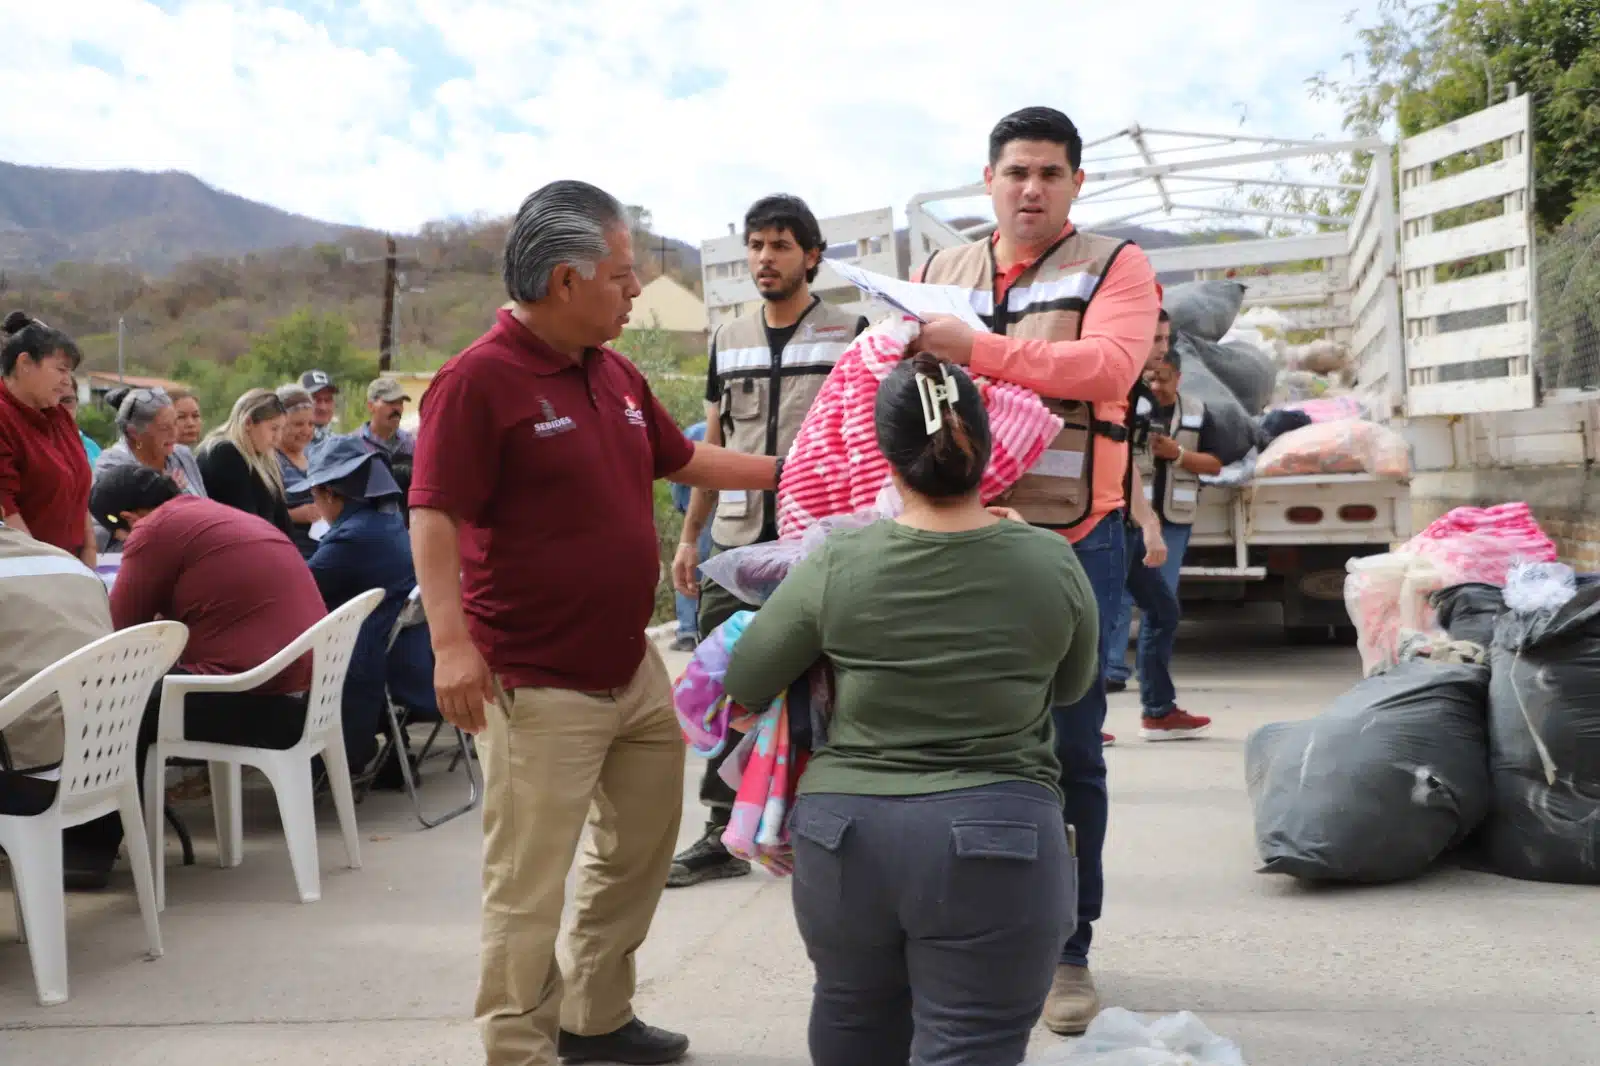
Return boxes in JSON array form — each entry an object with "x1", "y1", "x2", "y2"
[{"x1": 775, "y1": 316, "x2": 1064, "y2": 537}]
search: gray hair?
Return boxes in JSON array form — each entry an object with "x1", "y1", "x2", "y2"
[
  {"x1": 275, "y1": 383, "x2": 314, "y2": 413},
  {"x1": 502, "y1": 180, "x2": 625, "y2": 303},
  {"x1": 108, "y1": 385, "x2": 174, "y2": 439}
]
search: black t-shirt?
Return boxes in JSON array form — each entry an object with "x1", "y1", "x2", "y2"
[
  {"x1": 705, "y1": 311, "x2": 869, "y2": 404},
  {"x1": 1148, "y1": 401, "x2": 1221, "y2": 510}
]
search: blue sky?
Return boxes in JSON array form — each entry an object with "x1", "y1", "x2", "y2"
[{"x1": 2, "y1": 0, "x2": 1386, "y2": 242}]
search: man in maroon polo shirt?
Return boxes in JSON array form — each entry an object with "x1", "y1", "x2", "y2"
[{"x1": 410, "y1": 180, "x2": 778, "y2": 1066}]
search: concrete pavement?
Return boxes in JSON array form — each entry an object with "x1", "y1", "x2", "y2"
[{"x1": 2, "y1": 610, "x2": 1596, "y2": 1064}]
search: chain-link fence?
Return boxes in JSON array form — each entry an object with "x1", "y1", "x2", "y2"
[{"x1": 1535, "y1": 207, "x2": 1600, "y2": 393}]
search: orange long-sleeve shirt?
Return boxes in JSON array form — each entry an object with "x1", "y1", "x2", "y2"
[{"x1": 916, "y1": 229, "x2": 1158, "y2": 541}]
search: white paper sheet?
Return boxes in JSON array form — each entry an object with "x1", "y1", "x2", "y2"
[{"x1": 824, "y1": 260, "x2": 988, "y2": 331}]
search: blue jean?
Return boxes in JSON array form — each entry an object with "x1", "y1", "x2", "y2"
[
  {"x1": 1052, "y1": 512, "x2": 1126, "y2": 968},
  {"x1": 1123, "y1": 522, "x2": 1189, "y2": 718},
  {"x1": 674, "y1": 523, "x2": 716, "y2": 640},
  {"x1": 1105, "y1": 521, "x2": 1192, "y2": 691}
]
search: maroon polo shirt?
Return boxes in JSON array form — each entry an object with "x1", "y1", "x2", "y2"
[
  {"x1": 0, "y1": 382, "x2": 92, "y2": 555},
  {"x1": 409, "y1": 310, "x2": 695, "y2": 692},
  {"x1": 110, "y1": 496, "x2": 327, "y2": 693}
]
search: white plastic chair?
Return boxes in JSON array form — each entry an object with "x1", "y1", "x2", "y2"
[
  {"x1": 144, "y1": 589, "x2": 383, "y2": 908},
  {"x1": 0, "y1": 622, "x2": 188, "y2": 1006}
]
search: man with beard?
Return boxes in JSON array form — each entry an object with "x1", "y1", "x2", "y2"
[
  {"x1": 355, "y1": 377, "x2": 416, "y2": 517},
  {"x1": 666, "y1": 194, "x2": 867, "y2": 889}
]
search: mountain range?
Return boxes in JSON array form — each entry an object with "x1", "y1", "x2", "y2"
[
  {"x1": 2, "y1": 160, "x2": 1245, "y2": 282},
  {"x1": 0, "y1": 161, "x2": 365, "y2": 274}
]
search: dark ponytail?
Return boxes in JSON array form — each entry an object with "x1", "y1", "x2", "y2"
[
  {"x1": 873, "y1": 352, "x2": 992, "y2": 499},
  {"x1": 1, "y1": 310, "x2": 82, "y2": 377}
]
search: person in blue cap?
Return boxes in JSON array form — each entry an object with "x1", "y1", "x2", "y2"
[{"x1": 303, "y1": 435, "x2": 437, "y2": 785}]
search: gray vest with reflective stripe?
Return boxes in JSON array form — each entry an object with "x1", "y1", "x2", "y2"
[
  {"x1": 1133, "y1": 391, "x2": 1206, "y2": 525},
  {"x1": 710, "y1": 300, "x2": 860, "y2": 546}
]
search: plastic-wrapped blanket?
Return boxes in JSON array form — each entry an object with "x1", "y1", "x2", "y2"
[
  {"x1": 671, "y1": 610, "x2": 832, "y2": 875},
  {"x1": 1281, "y1": 395, "x2": 1367, "y2": 423},
  {"x1": 1254, "y1": 418, "x2": 1410, "y2": 479},
  {"x1": 701, "y1": 512, "x2": 880, "y2": 606},
  {"x1": 1345, "y1": 507, "x2": 1560, "y2": 676},
  {"x1": 776, "y1": 316, "x2": 1062, "y2": 539},
  {"x1": 1409, "y1": 502, "x2": 1558, "y2": 563}
]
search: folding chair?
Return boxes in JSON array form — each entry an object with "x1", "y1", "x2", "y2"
[
  {"x1": 0, "y1": 622, "x2": 188, "y2": 1005},
  {"x1": 144, "y1": 589, "x2": 383, "y2": 907},
  {"x1": 368, "y1": 587, "x2": 480, "y2": 829}
]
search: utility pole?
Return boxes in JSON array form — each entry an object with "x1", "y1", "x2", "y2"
[
  {"x1": 117, "y1": 317, "x2": 125, "y2": 383},
  {"x1": 378, "y1": 234, "x2": 398, "y2": 372},
  {"x1": 657, "y1": 235, "x2": 671, "y2": 276}
]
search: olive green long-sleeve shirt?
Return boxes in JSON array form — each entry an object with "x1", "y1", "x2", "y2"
[{"x1": 723, "y1": 519, "x2": 1099, "y2": 800}]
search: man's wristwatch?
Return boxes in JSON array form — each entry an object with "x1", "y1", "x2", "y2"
[
  {"x1": 773, "y1": 455, "x2": 786, "y2": 487},
  {"x1": 1174, "y1": 446, "x2": 1187, "y2": 467}
]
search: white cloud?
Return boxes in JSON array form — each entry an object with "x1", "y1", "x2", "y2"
[{"x1": 0, "y1": 0, "x2": 1385, "y2": 245}]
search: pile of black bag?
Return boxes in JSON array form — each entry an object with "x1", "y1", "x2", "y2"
[
  {"x1": 1245, "y1": 579, "x2": 1600, "y2": 886},
  {"x1": 1161, "y1": 280, "x2": 1272, "y2": 466}
]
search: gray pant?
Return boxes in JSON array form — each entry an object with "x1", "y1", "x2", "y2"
[{"x1": 790, "y1": 782, "x2": 1076, "y2": 1066}]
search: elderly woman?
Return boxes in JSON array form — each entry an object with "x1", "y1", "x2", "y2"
[
  {"x1": 0, "y1": 311, "x2": 95, "y2": 562},
  {"x1": 304, "y1": 436, "x2": 435, "y2": 781},
  {"x1": 196, "y1": 387, "x2": 293, "y2": 537},
  {"x1": 169, "y1": 386, "x2": 203, "y2": 448},
  {"x1": 275, "y1": 383, "x2": 322, "y2": 558},
  {"x1": 95, "y1": 385, "x2": 207, "y2": 499}
]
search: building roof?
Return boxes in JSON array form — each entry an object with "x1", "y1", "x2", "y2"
[
  {"x1": 623, "y1": 275, "x2": 707, "y2": 334},
  {"x1": 84, "y1": 371, "x2": 189, "y2": 392}
]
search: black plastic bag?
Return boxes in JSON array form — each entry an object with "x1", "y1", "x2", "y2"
[
  {"x1": 1431, "y1": 583, "x2": 1505, "y2": 647},
  {"x1": 1245, "y1": 659, "x2": 1492, "y2": 883},
  {"x1": 1164, "y1": 280, "x2": 1246, "y2": 342},
  {"x1": 1483, "y1": 585, "x2": 1600, "y2": 884},
  {"x1": 1169, "y1": 333, "x2": 1256, "y2": 465},
  {"x1": 1257, "y1": 408, "x2": 1313, "y2": 447}
]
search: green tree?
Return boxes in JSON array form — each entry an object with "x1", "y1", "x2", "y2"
[
  {"x1": 1310, "y1": 0, "x2": 1600, "y2": 230},
  {"x1": 173, "y1": 310, "x2": 377, "y2": 431}
]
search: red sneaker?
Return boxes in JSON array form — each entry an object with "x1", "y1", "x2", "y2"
[
  {"x1": 1101, "y1": 732, "x2": 1116, "y2": 747},
  {"x1": 1138, "y1": 708, "x2": 1212, "y2": 741}
]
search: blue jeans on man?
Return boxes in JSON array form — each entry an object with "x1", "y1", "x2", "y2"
[
  {"x1": 1105, "y1": 520, "x2": 1193, "y2": 708},
  {"x1": 1119, "y1": 520, "x2": 1190, "y2": 719},
  {"x1": 1051, "y1": 511, "x2": 1126, "y2": 968}
]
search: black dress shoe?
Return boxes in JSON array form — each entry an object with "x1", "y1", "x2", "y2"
[
  {"x1": 1105, "y1": 679, "x2": 1128, "y2": 693},
  {"x1": 558, "y1": 1018, "x2": 689, "y2": 1064}
]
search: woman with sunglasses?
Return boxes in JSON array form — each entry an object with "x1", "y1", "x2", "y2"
[
  {"x1": 96, "y1": 385, "x2": 207, "y2": 499},
  {"x1": 196, "y1": 388, "x2": 293, "y2": 537}
]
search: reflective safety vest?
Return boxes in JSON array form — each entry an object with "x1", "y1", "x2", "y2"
[
  {"x1": 1133, "y1": 391, "x2": 1206, "y2": 526},
  {"x1": 921, "y1": 229, "x2": 1134, "y2": 529},
  {"x1": 709, "y1": 299, "x2": 861, "y2": 546}
]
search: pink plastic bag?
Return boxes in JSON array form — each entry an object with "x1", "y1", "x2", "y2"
[
  {"x1": 1255, "y1": 418, "x2": 1410, "y2": 479},
  {"x1": 1282, "y1": 395, "x2": 1367, "y2": 423}
]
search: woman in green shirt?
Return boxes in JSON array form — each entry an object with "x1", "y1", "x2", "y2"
[{"x1": 723, "y1": 351, "x2": 1100, "y2": 1066}]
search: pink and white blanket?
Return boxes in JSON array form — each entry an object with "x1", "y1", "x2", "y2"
[{"x1": 776, "y1": 316, "x2": 1063, "y2": 537}]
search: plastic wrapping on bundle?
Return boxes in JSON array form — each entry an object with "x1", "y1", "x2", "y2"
[
  {"x1": 1254, "y1": 418, "x2": 1410, "y2": 479},
  {"x1": 699, "y1": 512, "x2": 884, "y2": 606}
]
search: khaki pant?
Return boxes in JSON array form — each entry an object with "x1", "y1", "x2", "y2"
[{"x1": 475, "y1": 645, "x2": 685, "y2": 1066}]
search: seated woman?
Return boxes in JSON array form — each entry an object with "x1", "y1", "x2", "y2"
[
  {"x1": 722, "y1": 352, "x2": 1101, "y2": 1066},
  {"x1": 196, "y1": 388, "x2": 293, "y2": 538},
  {"x1": 96, "y1": 385, "x2": 207, "y2": 498},
  {"x1": 273, "y1": 383, "x2": 323, "y2": 559},
  {"x1": 303, "y1": 436, "x2": 434, "y2": 783}
]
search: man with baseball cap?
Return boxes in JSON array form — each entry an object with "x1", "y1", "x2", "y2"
[
  {"x1": 299, "y1": 369, "x2": 340, "y2": 449},
  {"x1": 357, "y1": 377, "x2": 416, "y2": 514}
]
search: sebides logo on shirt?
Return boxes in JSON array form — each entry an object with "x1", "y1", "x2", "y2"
[
  {"x1": 534, "y1": 397, "x2": 576, "y2": 439},
  {"x1": 622, "y1": 394, "x2": 647, "y2": 429}
]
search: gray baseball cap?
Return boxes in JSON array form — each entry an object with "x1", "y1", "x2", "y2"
[{"x1": 367, "y1": 377, "x2": 411, "y2": 404}]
